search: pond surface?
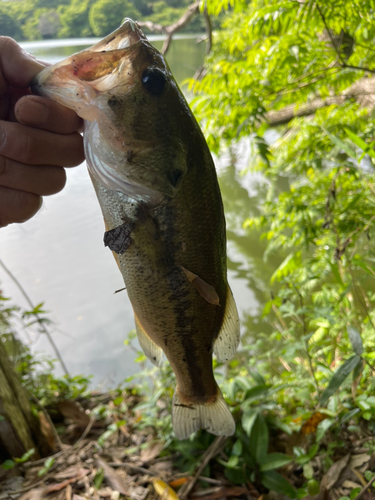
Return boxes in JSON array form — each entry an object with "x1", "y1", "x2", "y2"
[{"x1": 1, "y1": 37, "x2": 274, "y2": 386}]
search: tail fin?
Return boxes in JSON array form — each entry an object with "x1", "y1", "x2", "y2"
[{"x1": 172, "y1": 387, "x2": 235, "y2": 440}]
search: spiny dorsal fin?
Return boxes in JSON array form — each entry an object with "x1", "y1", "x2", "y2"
[
  {"x1": 180, "y1": 266, "x2": 220, "y2": 306},
  {"x1": 134, "y1": 314, "x2": 163, "y2": 367},
  {"x1": 213, "y1": 285, "x2": 240, "y2": 362}
]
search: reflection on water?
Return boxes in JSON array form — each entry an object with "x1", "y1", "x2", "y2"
[{"x1": 1, "y1": 38, "x2": 273, "y2": 386}]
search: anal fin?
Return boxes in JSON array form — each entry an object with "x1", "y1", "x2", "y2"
[
  {"x1": 172, "y1": 386, "x2": 235, "y2": 440},
  {"x1": 134, "y1": 315, "x2": 163, "y2": 367},
  {"x1": 213, "y1": 285, "x2": 240, "y2": 362}
]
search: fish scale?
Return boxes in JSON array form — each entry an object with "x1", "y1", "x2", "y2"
[{"x1": 32, "y1": 19, "x2": 240, "y2": 439}]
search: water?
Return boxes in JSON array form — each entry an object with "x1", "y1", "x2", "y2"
[{"x1": 1, "y1": 37, "x2": 270, "y2": 386}]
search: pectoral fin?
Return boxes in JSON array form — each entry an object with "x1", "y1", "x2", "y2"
[
  {"x1": 134, "y1": 315, "x2": 163, "y2": 367},
  {"x1": 213, "y1": 285, "x2": 240, "y2": 362},
  {"x1": 180, "y1": 266, "x2": 220, "y2": 306}
]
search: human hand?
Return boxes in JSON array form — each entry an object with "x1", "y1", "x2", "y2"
[{"x1": 0, "y1": 37, "x2": 85, "y2": 228}]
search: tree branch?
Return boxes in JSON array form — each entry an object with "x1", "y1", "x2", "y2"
[
  {"x1": 266, "y1": 75, "x2": 375, "y2": 127},
  {"x1": 203, "y1": 6, "x2": 212, "y2": 55},
  {"x1": 138, "y1": 1, "x2": 200, "y2": 55}
]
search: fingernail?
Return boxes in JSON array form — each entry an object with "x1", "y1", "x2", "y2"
[
  {"x1": 17, "y1": 99, "x2": 49, "y2": 126},
  {"x1": 0, "y1": 125, "x2": 7, "y2": 151}
]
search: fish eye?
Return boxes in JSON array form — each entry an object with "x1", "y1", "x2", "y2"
[{"x1": 141, "y1": 68, "x2": 166, "y2": 96}]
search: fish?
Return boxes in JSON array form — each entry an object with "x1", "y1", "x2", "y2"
[{"x1": 31, "y1": 19, "x2": 240, "y2": 439}]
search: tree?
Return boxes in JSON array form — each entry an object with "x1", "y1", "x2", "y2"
[
  {"x1": 89, "y1": 0, "x2": 141, "y2": 37},
  {"x1": 0, "y1": 6, "x2": 23, "y2": 39},
  {"x1": 0, "y1": 299, "x2": 51, "y2": 459},
  {"x1": 58, "y1": 0, "x2": 95, "y2": 38},
  {"x1": 190, "y1": 0, "x2": 375, "y2": 403}
]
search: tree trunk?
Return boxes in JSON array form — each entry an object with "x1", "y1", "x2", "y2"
[{"x1": 0, "y1": 341, "x2": 51, "y2": 460}]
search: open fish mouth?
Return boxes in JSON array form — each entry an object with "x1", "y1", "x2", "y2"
[
  {"x1": 31, "y1": 19, "x2": 149, "y2": 122},
  {"x1": 31, "y1": 19, "x2": 174, "y2": 200}
]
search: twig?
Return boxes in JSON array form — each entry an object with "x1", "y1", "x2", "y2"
[
  {"x1": 138, "y1": 2, "x2": 200, "y2": 55},
  {"x1": 74, "y1": 417, "x2": 95, "y2": 448},
  {"x1": 341, "y1": 63, "x2": 375, "y2": 74},
  {"x1": 108, "y1": 462, "x2": 159, "y2": 476},
  {"x1": 0, "y1": 257, "x2": 69, "y2": 376},
  {"x1": 315, "y1": 3, "x2": 344, "y2": 64},
  {"x1": 179, "y1": 436, "x2": 227, "y2": 499},
  {"x1": 197, "y1": 477, "x2": 223, "y2": 485},
  {"x1": 353, "y1": 475, "x2": 375, "y2": 500},
  {"x1": 203, "y1": 4, "x2": 212, "y2": 55}
]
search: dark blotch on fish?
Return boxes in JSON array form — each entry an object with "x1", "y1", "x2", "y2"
[{"x1": 104, "y1": 222, "x2": 133, "y2": 254}]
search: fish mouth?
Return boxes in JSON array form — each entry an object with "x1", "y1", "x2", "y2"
[
  {"x1": 31, "y1": 20, "x2": 167, "y2": 200},
  {"x1": 31, "y1": 19, "x2": 148, "y2": 121}
]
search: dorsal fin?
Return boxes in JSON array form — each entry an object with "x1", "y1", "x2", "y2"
[
  {"x1": 134, "y1": 315, "x2": 163, "y2": 367},
  {"x1": 213, "y1": 285, "x2": 240, "y2": 362}
]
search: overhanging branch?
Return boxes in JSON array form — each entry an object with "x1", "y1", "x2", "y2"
[
  {"x1": 266, "y1": 76, "x2": 375, "y2": 127},
  {"x1": 138, "y1": 1, "x2": 200, "y2": 55}
]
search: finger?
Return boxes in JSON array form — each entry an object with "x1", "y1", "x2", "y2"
[
  {"x1": 0, "y1": 37, "x2": 46, "y2": 120},
  {"x1": 0, "y1": 156, "x2": 66, "y2": 196},
  {"x1": 0, "y1": 185, "x2": 42, "y2": 227},
  {"x1": 15, "y1": 95, "x2": 83, "y2": 134},
  {"x1": 0, "y1": 120, "x2": 85, "y2": 167},
  {"x1": 0, "y1": 37, "x2": 45, "y2": 89}
]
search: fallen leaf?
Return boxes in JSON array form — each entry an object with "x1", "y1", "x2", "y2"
[
  {"x1": 322, "y1": 454, "x2": 350, "y2": 490},
  {"x1": 191, "y1": 487, "x2": 248, "y2": 499},
  {"x1": 127, "y1": 486, "x2": 148, "y2": 500},
  {"x1": 18, "y1": 488, "x2": 45, "y2": 500},
  {"x1": 169, "y1": 477, "x2": 191, "y2": 488},
  {"x1": 44, "y1": 479, "x2": 74, "y2": 493},
  {"x1": 342, "y1": 480, "x2": 363, "y2": 489},
  {"x1": 57, "y1": 401, "x2": 91, "y2": 427},
  {"x1": 65, "y1": 484, "x2": 72, "y2": 500},
  {"x1": 94, "y1": 457, "x2": 129, "y2": 496},
  {"x1": 152, "y1": 479, "x2": 179, "y2": 500},
  {"x1": 53, "y1": 467, "x2": 89, "y2": 480},
  {"x1": 350, "y1": 453, "x2": 371, "y2": 469},
  {"x1": 301, "y1": 412, "x2": 327, "y2": 435},
  {"x1": 140, "y1": 442, "x2": 164, "y2": 463}
]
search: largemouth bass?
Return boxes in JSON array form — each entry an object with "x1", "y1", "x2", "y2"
[{"x1": 32, "y1": 20, "x2": 240, "y2": 439}]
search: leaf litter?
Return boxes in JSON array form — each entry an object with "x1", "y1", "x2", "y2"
[{"x1": 1, "y1": 392, "x2": 375, "y2": 500}]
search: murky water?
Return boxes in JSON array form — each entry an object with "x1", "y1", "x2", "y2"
[{"x1": 1, "y1": 37, "x2": 272, "y2": 386}]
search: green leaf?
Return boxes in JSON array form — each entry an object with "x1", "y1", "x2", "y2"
[
  {"x1": 2, "y1": 460, "x2": 16, "y2": 470},
  {"x1": 344, "y1": 128, "x2": 375, "y2": 158},
  {"x1": 249, "y1": 413, "x2": 269, "y2": 462},
  {"x1": 245, "y1": 384, "x2": 270, "y2": 400},
  {"x1": 232, "y1": 439, "x2": 243, "y2": 456},
  {"x1": 242, "y1": 408, "x2": 258, "y2": 436},
  {"x1": 316, "y1": 418, "x2": 334, "y2": 442},
  {"x1": 347, "y1": 326, "x2": 363, "y2": 355},
  {"x1": 261, "y1": 470, "x2": 297, "y2": 498},
  {"x1": 94, "y1": 467, "x2": 105, "y2": 489},
  {"x1": 259, "y1": 453, "x2": 292, "y2": 471},
  {"x1": 303, "y1": 463, "x2": 314, "y2": 480},
  {"x1": 14, "y1": 448, "x2": 35, "y2": 464},
  {"x1": 38, "y1": 456, "x2": 55, "y2": 476},
  {"x1": 341, "y1": 408, "x2": 360, "y2": 423},
  {"x1": 320, "y1": 355, "x2": 362, "y2": 405},
  {"x1": 322, "y1": 128, "x2": 357, "y2": 159}
]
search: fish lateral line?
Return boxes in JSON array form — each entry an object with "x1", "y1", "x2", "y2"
[{"x1": 104, "y1": 220, "x2": 134, "y2": 254}]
